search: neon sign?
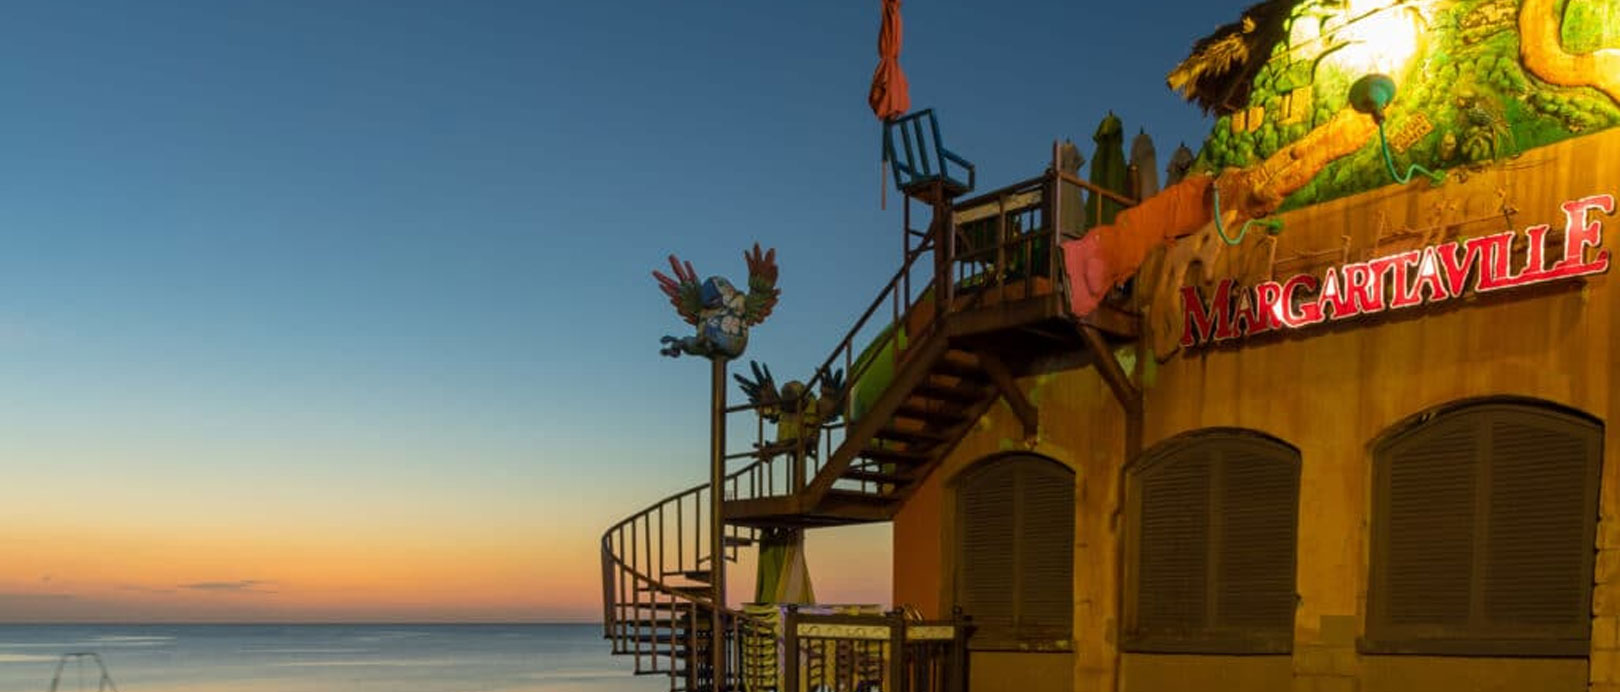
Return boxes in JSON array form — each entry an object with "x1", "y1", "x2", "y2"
[{"x1": 1181, "y1": 194, "x2": 1614, "y2": 348}]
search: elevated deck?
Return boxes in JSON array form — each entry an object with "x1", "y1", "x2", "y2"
[{"x1": 719, "y1": 159, "x2": 1140, "y2": 528}]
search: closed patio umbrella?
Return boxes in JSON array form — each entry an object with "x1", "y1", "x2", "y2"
[
  {"x1": 754, "y1": 528, "x2": 815, "y2": 604},
  {"x1": 868, "y1": 0, "x2": 910, "y2": 120},
  {"x1": 870, "y1": 0, "x2": 910, "y2": 208},
  {"x1": 1085, "y1": 112, "x2": 1129, "y2": 230}
]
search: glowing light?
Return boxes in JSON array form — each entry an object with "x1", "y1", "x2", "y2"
[{"x1": 1322, "y1": 0, "x2": 1428, "y2": 78}]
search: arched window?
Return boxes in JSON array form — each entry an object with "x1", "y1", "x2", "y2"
[
  {"x1": 1124, "y1": 430, "x2": 1300, "y2": 653},
  {"x1": 1366, "y1": 400, "x2": 1602, "y2": 656},
  {"x1": 954, "y1": 454, "x2": 1074, "y2": 650}
]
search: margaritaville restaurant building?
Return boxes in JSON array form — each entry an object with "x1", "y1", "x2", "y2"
[
  {"x1": 600, "y1": 1, "x2": 1620, "y2": 691},
  {"x1": 887, "y1": 2, "x2": 1620, "y2": 692}
]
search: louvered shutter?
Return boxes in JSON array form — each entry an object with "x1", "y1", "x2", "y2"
[
  {"x1": 1381, "y1": 416, "x2": 1478, "y2": 627},
  {"x1": 1129, "y1": 432, "x2": 1300, "y2": 653},
  {"x1": 1214, "y1": 440, "x2": 1298, "y2": 642},
  {"x1": 959, "y1": 461, "x2": 1017, "y2": 642},
  {"x1": 1482, "y1": 409, "x2": 1599, "y2": 636},
  {"x1": 1136, "y1": 450, "x2": 1211, "y2": 635},
  {"x1": 1017, "y1": 461, "x2": 1075, "y2": 640},
  {"x1": 1370, "y1": 402, "x2": 1601, "y2": 654}
]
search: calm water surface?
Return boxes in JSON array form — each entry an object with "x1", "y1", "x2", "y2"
[{"x1": 0, "y1": 624, "x2": 664, "y2": 692}]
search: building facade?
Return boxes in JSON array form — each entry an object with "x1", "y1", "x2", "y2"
[{"x1": 892, "y1": 127, "x2": 1619, "y2": 692}]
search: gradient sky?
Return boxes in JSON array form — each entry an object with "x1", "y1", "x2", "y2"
[{"x1": 0, "y1": 0, "x2": 1229, "y2": 622}]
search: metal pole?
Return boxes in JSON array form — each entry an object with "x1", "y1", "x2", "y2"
[{"x1": 710, "y1": 356, "x2": 728, "y2": 691}]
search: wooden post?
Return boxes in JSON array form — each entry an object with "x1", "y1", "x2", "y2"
[
  {"x1": 600, "y1": 551, "x2": 613, "y2": 638},
  {"x1": 710, "y1": 357, "x2": 728, "y2": 691},
  {"x1": 784, "y1": 605, "x2": 801, "y2": 692},
  {"x1": 949, "y1": 608, "x2": 971, "y2": 692},
  {"x1": 933, "y1": 188, "x2": 950, "y2": 324},
  {"x1": 888, "y1": 610, "x2": 906, "y2": 692}
]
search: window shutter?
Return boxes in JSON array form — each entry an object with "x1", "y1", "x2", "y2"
[
  {"x1": 1136, "y1": 451, "x2": 1211, "y2": 634},
  {"x1": 959, "y1": 462, "x2": 1017, "y2": 640},
  {"x1": 1382, "y1": 417, "x2": 1478, "y2": 627},
  {"x1": 1369, "y1": 401, "x2": 1601, "y2": 655},
  {"x1": 1128, "y1": 431, "x2": 1300, "y2": 653},
  {"x1": 1215, "y1": 442, "x2": 1298, "y2": 634},
  {"x1": 1017, "y1": 463, "x2": 1075, "y2": 639},
  {"x1": 1483, "y1": 410, "x2": 1598, "y2": 631}
]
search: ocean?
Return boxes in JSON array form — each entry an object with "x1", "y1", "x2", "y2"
[{"x1": 0, "y1": 624, "x2": 665, "y2": 692}]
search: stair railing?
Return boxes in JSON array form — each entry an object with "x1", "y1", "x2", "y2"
[
  {"x1": 720, "y1": 231, "x2": 947, "y2": 506},
  {"x1": 601, "y1": 457, "x2": 770, "y2": 686}
]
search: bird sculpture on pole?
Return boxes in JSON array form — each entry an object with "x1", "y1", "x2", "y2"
[{"x1": 654, "y1": 244, "x2": 780, "y2": 360}]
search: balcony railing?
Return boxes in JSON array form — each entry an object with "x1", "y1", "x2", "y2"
[{"x1": 736, "y1": 605, "x2": 973, "y2": 692}]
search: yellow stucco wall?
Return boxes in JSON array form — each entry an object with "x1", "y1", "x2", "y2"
[
  {"x1": 1119, "y1": 654, "x2": 1292, "y2": 692},
  {"x1": 970, "y1": 652, "x2": 1076, "y2": 692},
  {"x1": 891, "y1": 128, "x2": 1620, "y2": 692}
]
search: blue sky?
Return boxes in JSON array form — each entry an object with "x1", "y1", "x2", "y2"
[{"x1": 0, "y1": 0, "x2": 1233, "y2": 620}]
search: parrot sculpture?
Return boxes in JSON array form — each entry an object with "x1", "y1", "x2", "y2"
[
  {"x1": 653, "y1": 244, "x2": 780, "y2": 360},
  {"x1": 734, "y1": 360, "x2": 847, "y2": 456}
]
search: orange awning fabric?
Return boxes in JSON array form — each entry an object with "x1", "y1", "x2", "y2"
[
  {"x1": 868, "y1": 0, "x2": 910, "y2": 120},
  {"x1": 1062, "y1": 174, "x2": 1215, "y2": 316}
]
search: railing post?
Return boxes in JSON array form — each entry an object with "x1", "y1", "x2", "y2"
[
  {"x1": 601, "y1": 551, "x2": 613, "y2": 638},
  {"x1": 949, "y1": 608, "x2": 971, "y2": 692},
  {"x1": 1049, "y1": 175, "x2": 1059, "y2": 282},
  {"x1": 932, "y1": 191, "x2": 950, "y2": 325},
  {"x1": 784, "y1": 605, "x2": 801, "y2": 692},
  {"x1": 995, "y1": 195, "x2": 1007, "y2": 290},
  {"x1": 888, "y1": 610, "x2": 907, "y2": 692},
  {"x1": 792, "y1": 398, "x2": 807, "y2": 495}
]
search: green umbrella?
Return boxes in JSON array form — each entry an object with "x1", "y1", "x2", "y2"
[
  {"x1": 1084, "y1": 111, "x2": 1129, "y2": 230},
  {"x1": 753, "y1": 528, "x2": 815, "y2": 604}
]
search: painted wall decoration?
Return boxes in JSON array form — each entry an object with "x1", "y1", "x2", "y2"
[
  {"x1": 1172, "y1": 0, "x2": 1620, "y2": 211},
  {"x1": 653, "y1": 244, "x2": 780, "y2": 360},
  {"x1": 1100, "y1": 0, "x2": 1620, "y2": 362}
]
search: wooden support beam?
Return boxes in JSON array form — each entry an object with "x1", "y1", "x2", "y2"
[
  {"x1": 1079, "y1": 324, "x2": 1141, "y2": 416},
  {"x1": 977, "y1": 351, "x2": 1038, "y2": 439}
]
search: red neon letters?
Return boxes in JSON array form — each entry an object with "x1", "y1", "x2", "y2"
[{"x1": 1181, "y1": 194, "x2": 1614, "y2": 348}]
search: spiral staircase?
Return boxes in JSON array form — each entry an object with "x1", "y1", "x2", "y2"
[{"x1": 601, "y1": 164, "x2": 1139, "y2": 692}]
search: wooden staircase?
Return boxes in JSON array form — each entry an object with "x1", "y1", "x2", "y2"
[
  {"x1": 725, "y1": 337, "x2": 1020, "y2": 527},
  {"x1": 603, "y1": 154, "x2": 1139, "y2": 691}
]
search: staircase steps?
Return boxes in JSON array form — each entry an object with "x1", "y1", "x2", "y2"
[
  {"x1": 858, "y1": 446, "x2": 932, "y2": 466},
  {"x1": 822, "y1": 489, "x2": 900, "y2": 506},
  {"x1": 637, "y1": 583, "x2": 714, "y2": 597},
  {"x1": 893, "y1": 406, "x2": 972, "y2": 429},
  {"x1": 660, "y1": 569, "x2": 714, "y2": 582},
  {"x1": 624, "y1": 633, "x2": 690, "y2": 646},
  {"x1": 911, "y1": 380, "x2": 987, "y2": 403},
  {"x1": 931, "y1": 351, "x2": 989, "y2": 380},
  {"x1": 871, "y1": 426, "x2": 945, "y2": 445},
  {"x1": 840, "y1": 468, "x2": 913, "y2": 485}
]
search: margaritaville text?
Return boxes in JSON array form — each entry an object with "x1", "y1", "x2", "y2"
[{"x1": 1181, "y1": 193, "x2": 1615, "y2": 347}]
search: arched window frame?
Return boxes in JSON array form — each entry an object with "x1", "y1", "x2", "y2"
[
  {"x1": 1364, "y1": 398, "x2": 1603, "y2": 656},
  {"x1": 1123, "y1": 428, "x2": 1301, "y2": 654},
  {"x1": 951, "y1": 453, "x2": 1075, "y2": 651}
]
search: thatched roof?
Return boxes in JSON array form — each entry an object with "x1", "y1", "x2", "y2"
[{"x1": 1167, "y1": 0, "x2": 1296, "y2": 115}]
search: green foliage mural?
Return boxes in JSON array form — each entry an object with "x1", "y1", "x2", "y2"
[
  {"x1": 1187, "y1": 0, "x2": 1620, "y2": 210},
  {"x1": 1561, "y1": 0, "x2": 1620, "y2": 54}
]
